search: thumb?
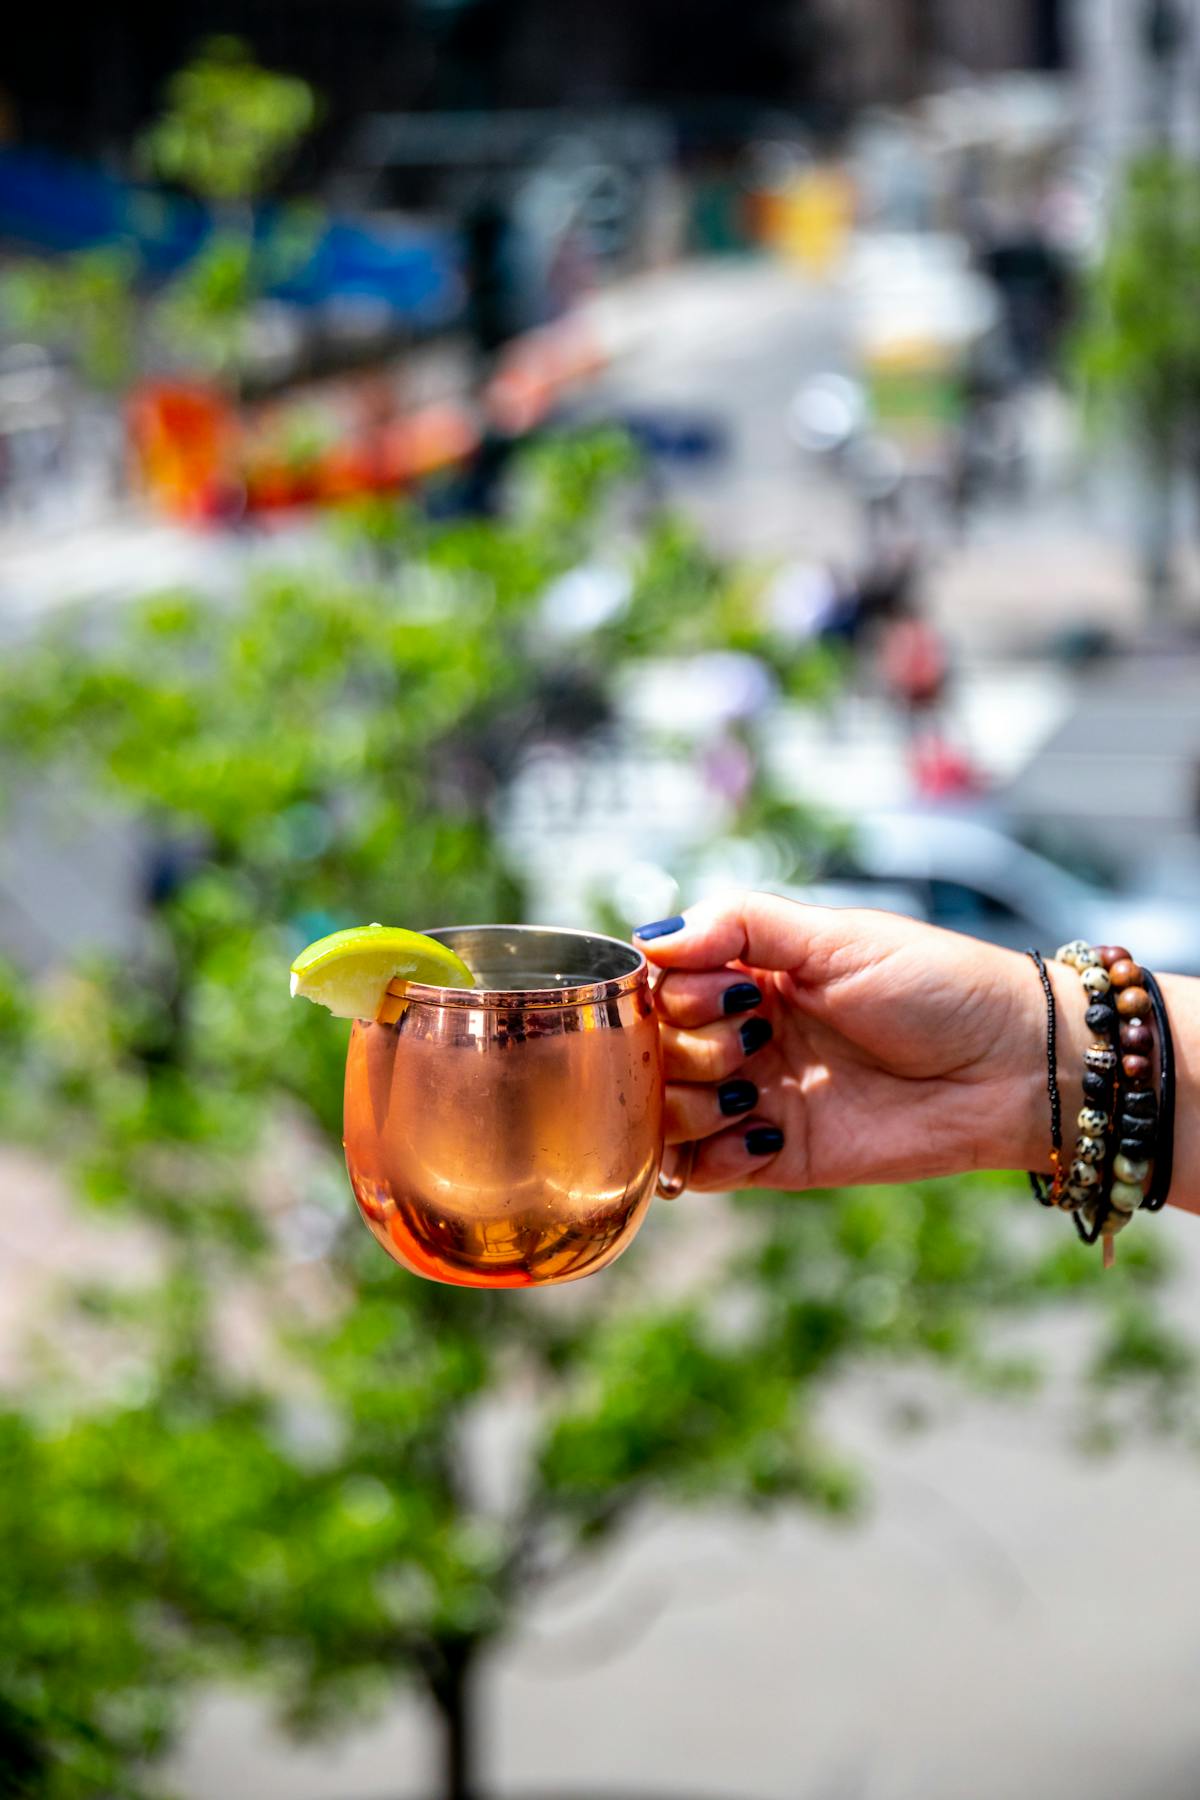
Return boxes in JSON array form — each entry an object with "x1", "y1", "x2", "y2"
[{"x1": 634, "y1": 891, "x2": 821, "y2": 975}]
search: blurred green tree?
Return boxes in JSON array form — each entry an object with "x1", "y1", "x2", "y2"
[
  {"x1": 0, "y1": 440, "x2": 1183, "y2": 1800},
  {"x1": 1, "y1": 250, "x2": 139, "y2": 394},
  {"x1": 1074, "y1": 151, "x2": 1200, "y2": 609},
  {"x1": 140, "y1": 35, "x2": 316, "y2": 209},
  {"x1": 0, "y1": 1402, "x2": 178, "y2": 1800},
  {"x1": 141, "y1": 37, "x2": 320, "y2": 386}
]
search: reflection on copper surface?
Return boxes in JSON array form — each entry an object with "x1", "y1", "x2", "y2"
[{"x1": 343, "y1": 926, "x2": 665, "y2": 1288}]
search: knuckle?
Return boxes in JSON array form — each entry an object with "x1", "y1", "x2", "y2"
[{"x1": 704, "y1": 1033, "x2": 742, "y2": 1081}]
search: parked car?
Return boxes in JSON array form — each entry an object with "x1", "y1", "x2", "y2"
[{"x1": 792, "y1": 810, "x2": 1200, "y2": 974}]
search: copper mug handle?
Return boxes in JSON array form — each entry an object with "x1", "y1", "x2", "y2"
[
  {"x1": 657, "y1": 1138, "x2": 695, "y2": 1200},
  {"x1": 646, "y1": 960, "x2": 694, "y2": 1200}
]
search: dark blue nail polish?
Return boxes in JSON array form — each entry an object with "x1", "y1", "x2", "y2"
[
  {"x1": 745, "y1": 1125, "x2": 784, "y2": 1157},
  {"x1": 739, "y1": 1016, "x2": 773, "y2": 1057},
  {"x1": 633, "y1": 915, "x2": 685, "y2": 941},
  {"x1": 722, "y1": 981, "x2": 762, "y2": 1015},
  {"x1": 718, "y1": 1078, "x2": 758, "y2": 1117}
]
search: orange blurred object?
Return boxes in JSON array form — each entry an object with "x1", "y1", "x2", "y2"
[
  {"x1": 130, "y1": 318, "x2": 600, "y2": 521},
  {"x1": 486, "y1": 321, "x2": 606, "y2": 435},
  {"x1": 127, "y1": 382, "x2": 239, "y2": 519},
  {"x1": 314, "y1": 441, "x2": 386, "y2": 502},
  {"x1": 379, "y1": 401, "x2": 480, "y2": 485}
]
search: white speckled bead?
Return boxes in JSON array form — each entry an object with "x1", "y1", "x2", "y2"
[
  {"x1": 1057, "y1": 939, "x2": 1091, "y2": 966},
  {"x1": 1078, "y1": 1106, "x2": 1108, "y2": 1134},
  {"x1": 1084, "y1": 1045, "x2": 1118, "y2": 1071},
  {"x1": 1081, "y1": 965, "x2": 1112, "y2": 995},
  {"x1": 1074, "y1": 946, "x2": 1101, "y2": 968},
  {"x1": 1109, "y1": 1180, "x2": 1144, "y2": 1213},
  {"x1": 1069, "y1": 1159, "x2": 1100, "y2": 1187},
  {"x1": 1114, "y1": 1154, "x2": 1150, "y2": 1184},
  {"x1": 1076, "y1": 1134, "x2": 1105, "y2": 1163}
]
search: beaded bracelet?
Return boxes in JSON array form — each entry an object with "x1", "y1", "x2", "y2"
[
  {"x1": 1054, "y1": 940, "x2": 1165, "y2": 1263},
  {"x1": 1055, "y1": 941, "x2": 1121, "y2": 1231}
]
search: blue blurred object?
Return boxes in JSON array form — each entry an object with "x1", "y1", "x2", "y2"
[
  {"x1": 616, "y1": 407, "x2": 729, "y2": 464},
  {"x1": 0, "y1": 147, "x2": 462, "y2": 326}
]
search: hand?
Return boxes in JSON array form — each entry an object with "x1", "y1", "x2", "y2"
[{"x1": 636, "y1": 893, "x2": 1078, "y2": 1194}]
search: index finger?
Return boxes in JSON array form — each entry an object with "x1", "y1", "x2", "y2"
[
  {"x1": 634, "y1": 893, "x2": 816, "y2": 976},
  {"x1": 635, "y1": 893, "x2": 914, "y2": 981}
]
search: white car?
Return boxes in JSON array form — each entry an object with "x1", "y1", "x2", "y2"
[{"x1": 792, "y1": 810, "x2": 1200, "y2": 975}]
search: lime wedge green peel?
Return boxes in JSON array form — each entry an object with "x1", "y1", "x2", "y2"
[{"x1": 289, "y1": 924, "x2": 475, "y2": 1019}]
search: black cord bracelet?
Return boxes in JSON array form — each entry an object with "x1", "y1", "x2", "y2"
[
  {"x1": 1024, "y1": 948, "x2": 1061, "y2": 1207},
  {"x1": 1142, "y1": 969, "x2": 1175, "y2": 1212}
]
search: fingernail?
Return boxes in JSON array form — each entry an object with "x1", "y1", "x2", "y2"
[
  {"x1": 722, "y1": 981, "x2": 762, "y2": 1015},
  {"x1": 739, "y1": 1016, "x2": 773, "y2": 1056},
  {"x1": 745, "y1": 1125, "x2": 784, "y2": 1157},
  {"x1": 634, "y1": 915, "x2": 685, "y2": 940},
  {"x1": 718, "y1": 1078, "x2": 758, "y2": 1117}
]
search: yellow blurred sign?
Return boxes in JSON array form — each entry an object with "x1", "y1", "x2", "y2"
[{"x1": 755, "y1": 167, "x2": 854, "y2": 273}]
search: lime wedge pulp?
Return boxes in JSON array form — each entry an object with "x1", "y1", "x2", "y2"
[{"x1": 289, "y1": 924, "x2": 475, "y2": 1019}]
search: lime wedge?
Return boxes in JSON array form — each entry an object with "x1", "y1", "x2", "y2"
[{"x1": 289, "y1": 924, "x2": 474, "y2": 1019}]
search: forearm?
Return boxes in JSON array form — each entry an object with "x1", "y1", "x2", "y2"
[{"x1": 1156, "y1": 972, "x2": 1200, "y2": 1215}]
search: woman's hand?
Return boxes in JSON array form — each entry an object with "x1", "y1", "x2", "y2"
[{"x1": 636, "y1": 893, "x2": 1087, "y2": 1194}]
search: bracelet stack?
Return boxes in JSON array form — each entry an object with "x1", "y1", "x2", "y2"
[{"x1": 1026, "y1": 940, "x2": 1174, "y2": 1264}]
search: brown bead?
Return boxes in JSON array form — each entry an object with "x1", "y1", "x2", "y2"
[
  {"x1": 1121, "y1": 1020, "x2": 1153, "y2": 1053},
  {"x1": 1116, "y1": 985, "x2": 1151, "y2": 1018},
  {"x1": 1122, "y1": 1053, "x2": 1152, "y2": 1084},
  {"x1": 1097, "y1": 945, "x2": 1132, "y2": 969},
  {"x1": 1108, "y1": 958, "x2": 1144, "y2": 989}
]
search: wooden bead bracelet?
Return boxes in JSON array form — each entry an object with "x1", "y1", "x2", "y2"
[{"x1": 1025, "y1": 940, "x2": 1173, "y2": 1265}]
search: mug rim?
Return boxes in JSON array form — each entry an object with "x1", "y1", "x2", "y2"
[{"x1": 395, "y1": 923, "x2": 649, "y2": 1010}]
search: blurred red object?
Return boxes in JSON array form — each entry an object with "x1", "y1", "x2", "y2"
[
  {"x1": 879, "y1": 616, "x2": 949, "y2": 711},
  {"x1": 910, "y1": 729, "x2": 984, "y2": 797}
]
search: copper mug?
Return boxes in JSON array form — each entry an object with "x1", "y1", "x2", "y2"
[{"x1": 343, "y1": 926, "x2": 692, "y2": 1288}]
